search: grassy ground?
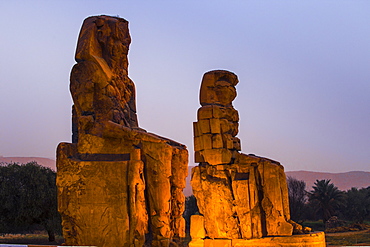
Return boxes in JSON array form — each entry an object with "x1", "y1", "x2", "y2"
[
  {"x1": 301, "y1": 220, "x2": 370, "y2": 246},
  {"x1": 326, "y1": 230, "x2": 370, "y2": 246},
  {"x1": 301, "y1": 220, "x2": 326, "y2": 232}
]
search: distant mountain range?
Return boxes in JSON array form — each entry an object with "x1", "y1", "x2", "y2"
[
  {"x1": 184, "y1": 166, "x2": 370, "y2": 196},
  {"x1": 0, "y1": 156, "x2": 56, "y2": 171},
  {"x1": 1, "y1": 158, "x2": 368, "y2": 195},
  {"x1": 285, "y1": 170, "x2": 370, "y2": 192}
]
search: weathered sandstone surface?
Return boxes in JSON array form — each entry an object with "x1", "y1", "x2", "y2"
[
  {"x1": 190, "y1": 70, "x2": 324, "y2": 247},
  {"x1": 57, "y1": 15, "x2": 188, "y2": 247}
]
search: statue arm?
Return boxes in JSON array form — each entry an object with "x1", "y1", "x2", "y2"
[{"x1": 89, "y1": 120, "x2": 166, "y2": 143}]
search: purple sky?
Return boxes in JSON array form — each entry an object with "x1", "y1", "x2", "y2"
[{"x1": 1, "y1": 1, "x2": 369, "y2": 172}]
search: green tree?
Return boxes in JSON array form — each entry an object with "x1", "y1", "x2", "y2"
[
  {"x1": 308, "y1": 179, "x2": 344, "y2": 223},
  {"x1": 342, "y1": 187, "x2": 370, "y2": 223},
  {"x1": 287, "y1": 176, "x2": 307, "y2": 221},
  {"x1": 0, "y1": 162, "x2": 61, "y2": 241}
]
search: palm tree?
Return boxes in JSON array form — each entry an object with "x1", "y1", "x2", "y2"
[{"x1": 308, "y1": 179, "x2": 344, "y2": 223}]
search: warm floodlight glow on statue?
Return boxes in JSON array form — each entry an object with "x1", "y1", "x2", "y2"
[
  {"x1": 57, "y1": 15, "x2": 188, "y2": 247},
  {"x1": 190, "y1": 70, "x2": 326, "y2": 247}
]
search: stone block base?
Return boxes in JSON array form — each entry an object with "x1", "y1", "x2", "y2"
[{"x1": 188, "y1": 232, "x2": 326, "y2": 247}]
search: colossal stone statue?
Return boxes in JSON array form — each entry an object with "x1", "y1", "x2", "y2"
[
  {"x1": 57, "y1": 15, "x2": 188, "y2": 247},
  {"x1": 190, "y1": 70, "x2": 325, "y2": 246}
]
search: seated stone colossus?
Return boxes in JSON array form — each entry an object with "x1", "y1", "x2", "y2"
[
  {"x1": 56, "y1": 15, "x2": 188, "y2": 247},
  {"x1": 190, "y1": 70, "x2": 324, "y2": 246}
]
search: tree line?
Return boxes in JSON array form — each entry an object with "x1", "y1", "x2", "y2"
[
  {"x1": 0, "y1": 162, "x2": 60, "y2": 241},
  {"x1": 287, "y1": 176, "x2": 370, "y2": 226}
]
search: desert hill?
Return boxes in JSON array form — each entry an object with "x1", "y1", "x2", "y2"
[
  {"x1": 286, "y1": 170, "x2": 370, "y2": 192},
  {"x1": 184, "y1": 166, "x2": 370, "y2": 196},
  {"x1": 0, "y1": 156, "x2": 56, "y2": 171}
]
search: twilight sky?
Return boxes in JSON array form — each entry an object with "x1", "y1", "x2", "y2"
[{"x1": 1, "y1": 1, "x2": 369, "y2": 172}]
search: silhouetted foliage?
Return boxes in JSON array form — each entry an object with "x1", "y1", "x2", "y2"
[
  {"x1": 287, "y1": 177, "x2": 370, "y2": 228},
  {"x1": 308, "y1": 179, "x2": 344, "y2": 223},
  {"x1": 341, "y1": 187, "x2": 370, "y2": 224},
  {"x1": 183, "y1": 195, "x2": 199, "y2": 232},
  {"x1": 287, "y1": 176, "x2": 307, "y2": 221},
  {"x1": 0, "y1": 162, "x2": 61, "y2": 241}
]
